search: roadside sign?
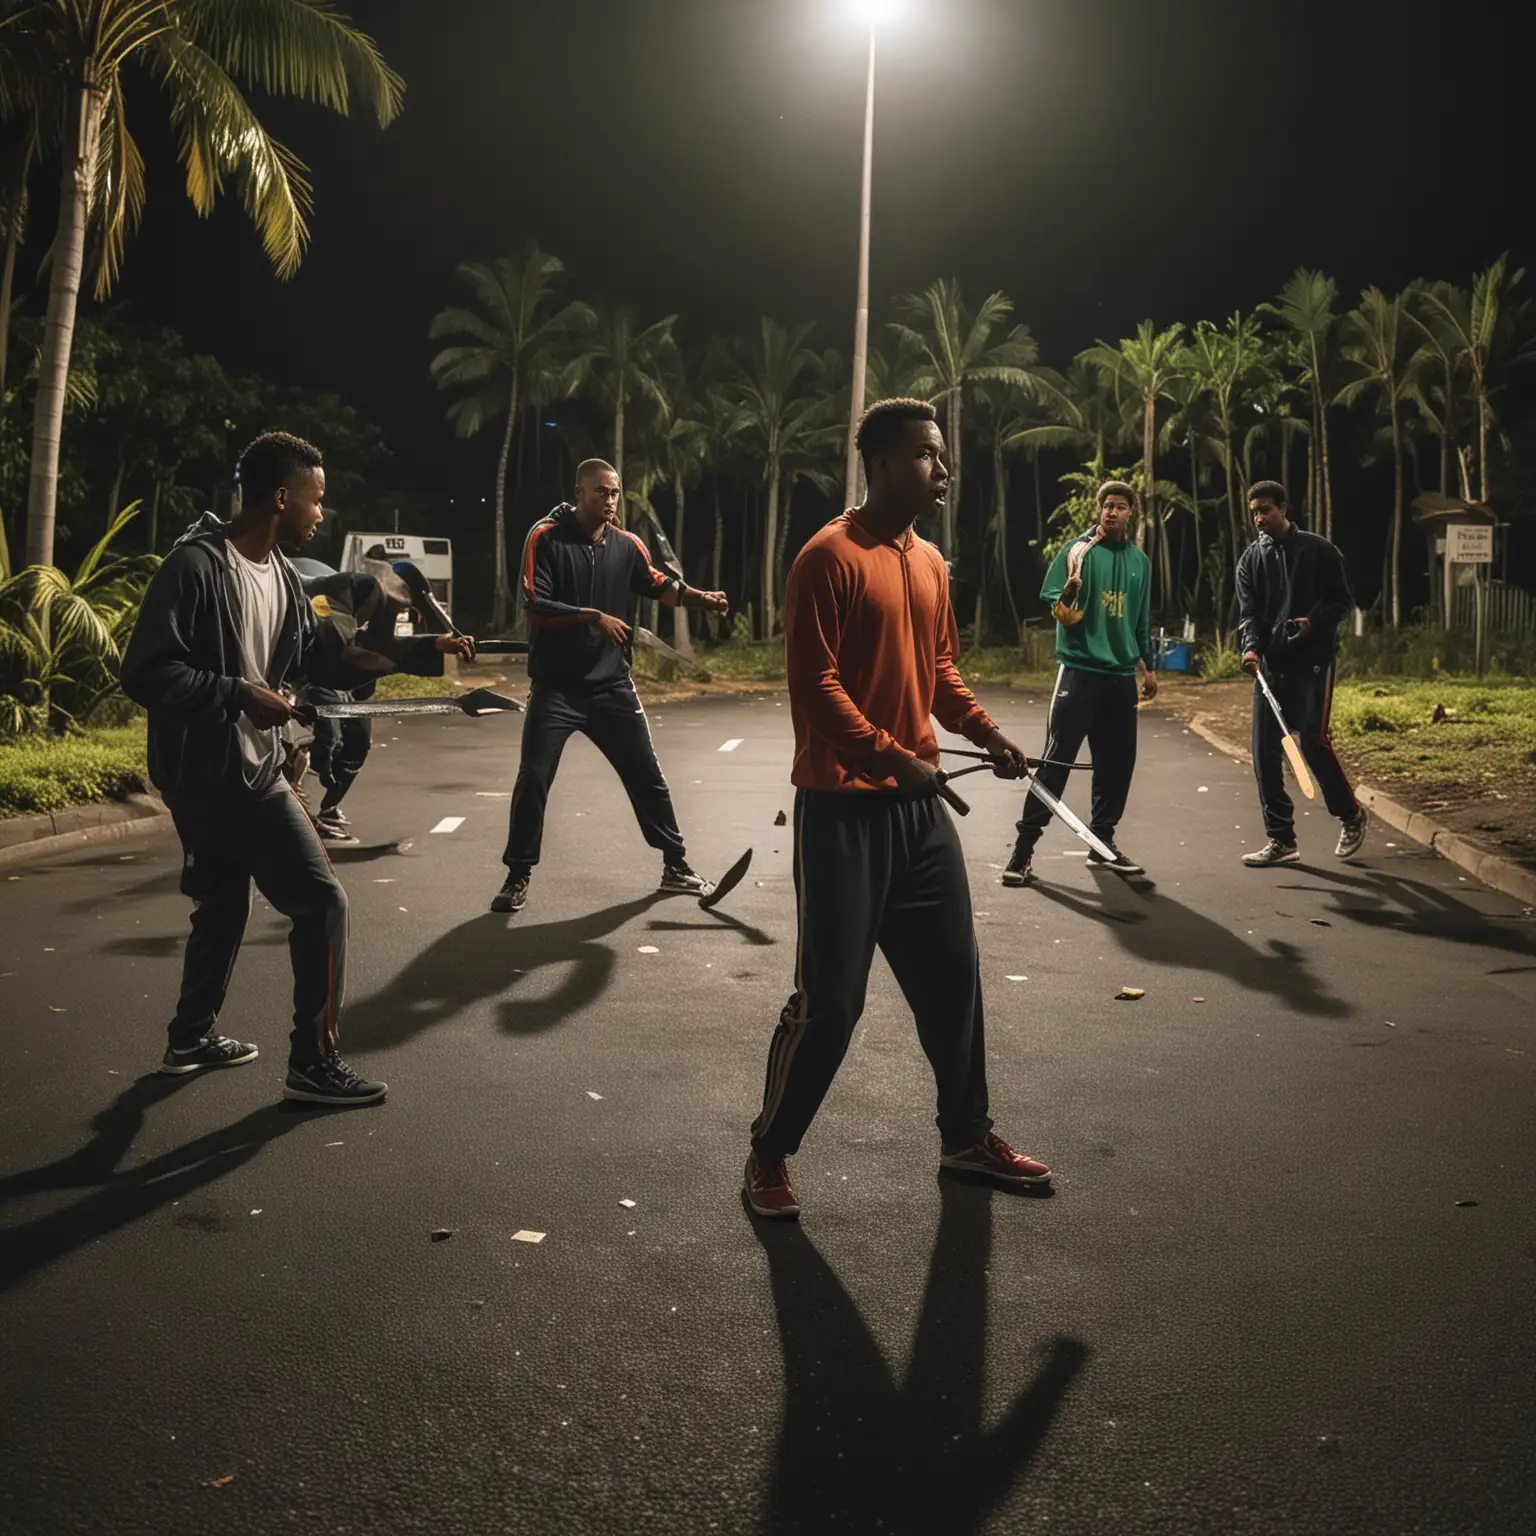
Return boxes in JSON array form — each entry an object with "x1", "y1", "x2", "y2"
[{"x1": 1447, "y1": 524, "x2": 1493, "y2": 563}]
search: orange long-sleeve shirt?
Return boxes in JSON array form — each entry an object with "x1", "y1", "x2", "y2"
[{"x1": 785, "y1": 511, "x2": 997, "y2": 792}]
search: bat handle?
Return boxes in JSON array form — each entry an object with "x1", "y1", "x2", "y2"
[{"x1": 935, "y1": 776, "x2": 971, "y2": 817}]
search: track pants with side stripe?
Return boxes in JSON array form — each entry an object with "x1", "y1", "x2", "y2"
[
  {"x1": 750, "y1": 790, "x2": 993, "y2": 1162},
  {"x1": 166, "y1": 783, "x2": 348, "y2": 1066},
  {"x1": 1253, "y1": 663, "x2": 1359, "y2": 840},
  {"x1": 503, "y1": 678, "x2": 687, "y2": 871}
]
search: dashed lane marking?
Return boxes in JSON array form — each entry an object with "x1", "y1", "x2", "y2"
[
  {"x1": 718, "y1": 739, "x2": 744, "y2": 752},
  {"x1": 430, "y1": 817, "x2": 465, "y2": 834}
]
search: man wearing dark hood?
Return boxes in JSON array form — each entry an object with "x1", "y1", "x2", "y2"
[{"x1": 121, "y1": 433, "x2": 386, "y2": 1105}]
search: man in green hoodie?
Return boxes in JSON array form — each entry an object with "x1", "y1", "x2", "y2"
[{"x1": 1003, "y1": 480, "x2": 1156, "y2": 885}]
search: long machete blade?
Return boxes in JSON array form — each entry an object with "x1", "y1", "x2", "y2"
[
  {"x1": 1020, "y1": 769, "x2": 1119, "y2": 862},
  {"x1": 309, "y1": 687, "x2": 524, "y2": 719},
  {"x1": 699, "y1": 847, "x2": 753, "y2": 911}
]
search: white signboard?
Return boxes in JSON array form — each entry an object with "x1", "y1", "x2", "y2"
[{"x1": 1447, "y1": 524, "x2": 1493, "y2": 563}]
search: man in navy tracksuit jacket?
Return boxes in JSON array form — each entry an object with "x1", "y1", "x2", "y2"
[
  {"x1": 1236, "y1": 480, "x2": 1367, "y2": 866},
  {"x1": 492, "y1": 458, "x2": 730, "y2": 913}
]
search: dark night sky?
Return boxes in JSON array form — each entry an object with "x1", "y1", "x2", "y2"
[{"x1": 80, "y1": 0, "x2": 1534, "y2": 509}]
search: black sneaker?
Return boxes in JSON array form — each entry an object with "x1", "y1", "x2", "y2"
[
  {"x1": 1001, "y1": 851, "x2": 1035, "y2": 887},
  {"x1": 1243, "y1": 838, "x2": 1301, "y2": 867},
  {"x1": 318, "y1": 804, "x2": 351, "y2": 828},
  {"x1": 159, "y1": 1035, "x2": 259, "y2": 1076},
  {"x1": 1087, "y1": 840, "x2": 1144, "y2": 875},
  {"x1": 1335, "y1": 807, "x2": 1368, "y2": 860},
  {"x1": 492, "y1": 869, "x2": 531, "y2": 913},
  {"x1": 315, "y1": 815, "x2": 359, "y2": 845},
  {"x1": 660, "y1": 860, "x2": 715, "y2": 896},
  {"x1": 284, "y1": 1057, "x2": 387, "y2": 1106}
]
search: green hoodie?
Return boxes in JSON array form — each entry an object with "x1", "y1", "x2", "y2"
[{"x1": 1040, "y1": 531, "x2": 1154, "y2": 676}]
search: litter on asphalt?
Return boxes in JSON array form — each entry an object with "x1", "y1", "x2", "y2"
[
  {"x1": 1116, "y1": 987, "x2": 1146, "y2": 1000},
  {"x1": 511, "y1": 1230, "x2": 546, "y2": 1244}
]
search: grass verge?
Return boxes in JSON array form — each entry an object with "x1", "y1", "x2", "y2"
[
  {"x1": 1330, "y1": 678, "x2": 1536, "y2": 792},
  {"x1": 0, "y1": 722, "x2": 149, "y2": 818}
]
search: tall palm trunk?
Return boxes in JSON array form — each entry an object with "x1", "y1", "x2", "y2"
[
  {"x1": 1319, "y1": 399, "x2": 1335, "y2": 543},
  {"x1": 26, "y1": 76, "x2": 105, "y2": 568},
  {"x1": 1032, "y1": 453, "x2": 1044, "y2": 543},
  {"x1": 672, "y1": 476, "x2": 693, "y2": 658},
  {"x1": 0, "y1": 204, "x2": 22, "y2": 399},
  {"x1": 760, "y1": 463, "x2": 780, "y2": 639},
  {"x1": 1388, "y1": 394, "x2": 1404, "y2": 630},
  {"x1": 147, "y1": 476, "x2": 163, "y2": 555},
  {"x1": 612, "y1": 396, "x2": 626, "y2": 527},
  {"x1": 1139, "y1": 393, "x2": 1155, "y2": 558},
  {"x1": 106, "y1": 456, "x2": 125, "y2": 532},
  {"x1": 492, "y1": 374, "x2": 519, "y2": 633},
  {"x1": 946, "y1": 390, "x2": 963, "y2": 561},
  {"x1": 994, "y1": 436, "x2": 1020, "y2": 639},
  {"x1": 710, "y1": 483, "x2": 724, "y2": 641},
  {"x1": 1475, "y1": 380, "x2": 1490, "y2": 503}
]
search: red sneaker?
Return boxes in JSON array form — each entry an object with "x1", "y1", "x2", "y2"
[
  {"x1": 940, "y1": 1131, "x2": 1051, "y2": 1187},
  {"x1": 743, "y1": 1153, "x2": 801, "y2": 1219}
]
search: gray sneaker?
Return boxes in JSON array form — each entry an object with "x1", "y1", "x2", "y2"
[
  {"x1": 1335, "y1": 807, "x2": 1368, "y2": 860},
  {"x1": 1243, "y1": 838, "x2": 1301, "y2": 867},
  {"x1": 660, "y1": 860, "x2": 714, "y2": 896},
  {"x1": 160, "y1": 1035, "x2": 259, "y2": 1075}
]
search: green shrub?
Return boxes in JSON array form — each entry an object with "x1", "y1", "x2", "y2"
[
  {"x1": 1199, "y1": 642, "x2": 1247, "y2": 680},
  {"x1": 0, "y1": 724, "x2": 148, "y2": 817}
]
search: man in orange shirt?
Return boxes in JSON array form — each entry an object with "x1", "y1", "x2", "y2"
[{"x1": 744, "y1": 399, "x2": 1054, "y2": 1219}]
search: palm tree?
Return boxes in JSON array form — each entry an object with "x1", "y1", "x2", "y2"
[
  {"x1": 647, "y1": 392, "x2": 708, "y2": 656},
  {"x1": 1260, "y1": 270, "x2": 1339, "y2": 539},
  {"x1": 695, "y1": 382, "x2": 741, "y2": 640},
  {"x1": 1410, "y1": 255, "x2": 1536, "y2": 504},
  {"x1": 1174, "y1": 316, "x2": 1270, "y2": 579},
  {"x1": 1336, "y1": 287, "x2": 1417, "y2": 629},
  {"x1": 728, "y1": 321, "x2": 829, "y2": 638},
  {"x1": 428, "y1": 248, "x2": 594, "y2": 632},
  {"x1": 889, "y1": 280, "x2": 1039, "y2": 560},
  {"x1": 1080, "y1": 321, "x2": 1185, "y2": 605},
  {"x1": 572, "y1": 306, "x2": 676, "y2": 527},
  {"x1": 0, "y1": 0, "x2": 403, "y2": 569},
  {"x1": 1404, "y1": 282, "x2": 1468, "y2": 498}
]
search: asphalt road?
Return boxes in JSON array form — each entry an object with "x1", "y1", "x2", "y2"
[{"x1": 2, "y1": 686, "x2": 1534, "y2": 1536}]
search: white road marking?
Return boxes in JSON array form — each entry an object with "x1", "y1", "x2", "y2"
[
  {"x1": 430, "y1": 817, "x2": 465, "y2": 834},
  {"x1": 718, "y1": 738, "x2": 744, "y2": 752},
  {"x1": 475, "y1": 791, "x2": 510, "y2": 798}
]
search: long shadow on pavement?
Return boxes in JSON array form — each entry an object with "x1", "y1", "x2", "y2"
[
  {"x1": 347, "y1": 894, "x2": 676, "y2": 1051},
  {"x1": 1027, "y1": 875, "x2": 1352, "y2": 1018},
  {"x1": 1277, "y1": 864, "x2": 1536, "y2": 961},
  {"x1": 0, "y1": 1075, "x2": 348, "y2": 1293},
  {"x1": 754, "y1": 1177, "x2": 1088, "y2": 1534}
]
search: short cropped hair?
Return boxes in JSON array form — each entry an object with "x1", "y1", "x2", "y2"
[
  {"x1": 1247, "y1": 479, "x2": 1287, "y2": 508},
  {"x1": 1097, "y1": 480, "x2": 1138, "y2": 509},
  {"x1": 856, "y1": 397, "x2": 937, "y2": 472},
  {"x1": 235, "y1": 432, "x2": 323, "y2": 506},
  {"x1": 576, "y1": 458, "x2": 618, "y2": 486}
]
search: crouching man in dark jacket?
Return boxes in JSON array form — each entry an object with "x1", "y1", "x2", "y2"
[
  {"x1": 121, "y1": 432, "x2": 385, "y2": 1106},
  {"x1": 1236, "y1": 480, "x2": 1367, "y2": 867}
]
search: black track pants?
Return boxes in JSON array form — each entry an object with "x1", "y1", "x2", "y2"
[
  {"x1": 1252, "y1": 664, "x2": 1359, "y2": 840},
  {"x1": 167, "y1": 783, "x2": 348, "y2": 1066},
  {"x1": 503, "y1": 678, "x2": 686, "y2": 870},
  {"x1": 1014, "y1": 665, "x2": 1139, "y2": 854},
  {"x1": 750, "y1": 791, "x2": 993, "y2": 1161}
]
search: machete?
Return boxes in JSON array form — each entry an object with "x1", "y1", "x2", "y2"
[
  {"x1": 698, "y1": 847, "x2": 753, "y2": 911},
  {"x1": 299, "y1": 686, "x2": 524, "y2": 721},
  {"x1": 1015, "y1": 767, "x2": 1119, "y2": 862}
]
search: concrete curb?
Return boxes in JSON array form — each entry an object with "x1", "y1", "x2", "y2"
[
  {"x1": 0, "y1": 793, "x2": 172, "y2": 870},
  {"x1": 1186, "y1": 712, "x2": 1536, "y2": 908}
]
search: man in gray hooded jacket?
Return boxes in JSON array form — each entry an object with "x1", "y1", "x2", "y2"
[{"x1": 121, "y1": 432, "x2": 385, "y2": 1106}]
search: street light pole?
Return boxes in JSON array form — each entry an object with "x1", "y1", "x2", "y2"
[{"x1": 843, "y1": 24, "x2": 876, "y2": 511}]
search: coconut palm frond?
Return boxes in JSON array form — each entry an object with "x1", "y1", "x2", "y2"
[{"x1": 152, "y1": 31, "x2": 315, "y2": 279}]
